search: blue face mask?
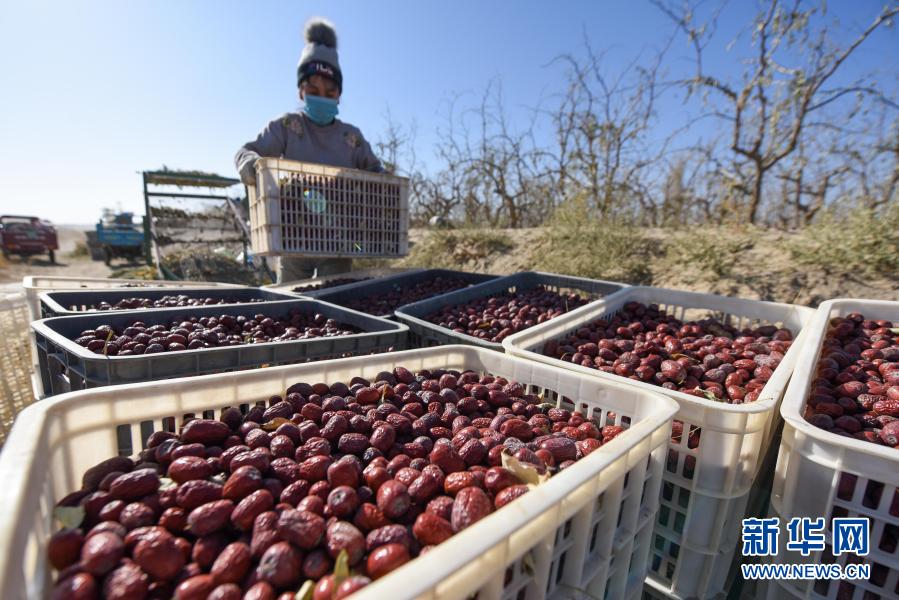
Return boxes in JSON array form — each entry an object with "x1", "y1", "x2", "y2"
[{"x1": 303, "y1": 94, "x2": 339, "y2": 125}]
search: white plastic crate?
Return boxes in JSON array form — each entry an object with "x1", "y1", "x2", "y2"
[
  {"x1": 763, "y1": 299, "x2": 899, "y2": 600},
  {"x1": 248, "y1": 158, "x2": 409, "y2": 258},
  {"x1": 22, "y1": 276, "x2": 243, "y2": 399},
  {"x1": 0, "y1": 345, "x2": 676, "y2": 600},
  {"x1": 503, "y1": 286, "x2": 815, "y2": 599},
  {"x1": 0, "y1": 290, "x2": 34, "y2": 445},
  {"x1": 642, "y1": 576, "x2": 761, "y2": 600}
]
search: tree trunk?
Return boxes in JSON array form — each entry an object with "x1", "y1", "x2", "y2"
[
  {"x1": 748, "y1": 161, "x2": 764, "y2": 224},
  {"x1": 504, "y1": 197, "x2": 519, "y2": 228}
]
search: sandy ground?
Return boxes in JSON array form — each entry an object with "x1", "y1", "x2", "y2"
[
  {"x1": 0, "y1": 225, "x2": 118, "y2": 285},
  {"x1": 641, "y1": 228, "x2": 899, "y2": 307}
]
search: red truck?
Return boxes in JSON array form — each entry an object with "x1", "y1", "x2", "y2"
[{"x1": 0, "y1": 215, "x2": 59, "y2": 263}]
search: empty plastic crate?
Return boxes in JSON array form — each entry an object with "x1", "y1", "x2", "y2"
[
  {"x1": 32, "y1": 299, "x2": 407, "y2": 396},
  {"x1": 0, "y1": 345, "x2": 677, "y2": 600},
  {"x1": 310, "y1": 268, "x2": 499, "y2": 317},
  {"x1": 395, "y1": 271, "x2": 626, "y2": 350},
  {"x1": 502, "y1": 286, "x2": 815, "y2": 599},
  {"x1": 38, "y1": 286, "x2": 297, "y2": 317},
  {"x1": 248, "y1": 158, "x2": 409, "y2": 258},
  {"x1": 764, "y1": 299, "x2": 899, "y2": 600}
]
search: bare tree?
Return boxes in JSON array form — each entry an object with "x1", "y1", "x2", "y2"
[
  {"x1": 374, "y1": 109, "x2": 435, "y2": 224},
  {"x1": 374, "y1": 109, "x2": 411, "y2": 176},
  {"x1": 549, "y1": 39, "x2": 671, "y2": 223},
  {"x1": 388, "y1": 1, "x2": 897, "y2": 232},
  {"x1": 661, "y1": 158, "x2": 690, "y2": 226},
  {"x1": 843, "y1": 115, "x2": 899, "y2": 211},
  {"x1": 469, "y1": 82, "x2": 548, "y2": 227},
  {"x1": 423, "y1": 83, "x2": 552, "y2": 227},
  {"x1": 654, "y1": 0, "x2": 899, "y2": 224}
]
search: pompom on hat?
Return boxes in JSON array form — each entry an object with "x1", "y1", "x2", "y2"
[{"x1": 297, "y1": 18, "x2": 342, "y2": 92}]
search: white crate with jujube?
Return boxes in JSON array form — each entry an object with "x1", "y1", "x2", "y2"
[
  {"x1": 763, "y1": 299, "x2": 899, "y2": 600},
  {"x1": 503, "y1": 286, "x2": 815, "y2": 599},
  {"x1": 0, "y1": 346, "x2": 677, "y2": 600}
]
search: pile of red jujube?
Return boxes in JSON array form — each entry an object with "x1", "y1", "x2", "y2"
[
  {"x1": 293, "y1": 279, "x2": 369, "y2": 293},
  {"x1": 47, "y1": 367, "x2": 624, "y2": 599},
  {"x1": 427, "y1": 285, "x2": 589, "y2": 343},
  {"x1": 80, "y1": 295, "x2": 264, "y2": 312},
  {"x1": 542, "y1": 301, "x2": 795, "y2": 403},
  {"x1": 339, "y1": 277, "x2": 477, "y2": 317},
  {"x1": 72, "y1": 311, "x2": 359, "y2": 356},
  {"x1": 803, "y1": 312, "x2": 899, "y2": 447}
]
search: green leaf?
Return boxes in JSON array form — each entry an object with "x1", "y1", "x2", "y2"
[
  {"x1": 333, "y1": 549, "x2": 350, "y2": 587},
  {"x1": 889, "y1": 328, "x2": 899, "y2": 335},
  {"x1": 158, "y1": 477, "x2": 178, "y2": 492},
  {"x1": 262, "y1": 417, "x2": 290, "y2": 432},
  {"x1": 102, "y1": 329, "x2": 114, "y2": 356},
  {"x1": 501, "y1": 450, "x2": 550, "y2": 486},
  {"x1": 669, "y1": 353, "x2": 698, "y2": 365},
  {"x1": 295, "y1": 580, "x2": 315, "y2": 600},
  {"x1": 701, "y1": 390, "x2": 723, "y2": 403},
  {"x1": 522, "y1": 551, "x2": 537, "y2": 576},
  {"x1": 53, "y1": 505, "x2": 85, "y2": 529}
]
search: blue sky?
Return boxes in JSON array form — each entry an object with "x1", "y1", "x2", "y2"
[{"x1": 0, "y1": 0, "x2": 895, "y2": 224}]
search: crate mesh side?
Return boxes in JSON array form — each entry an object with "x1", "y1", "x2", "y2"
[
  {"x1": 768, "y1": 481, "x2": 899, "y2": 600},
  {"x1": 253, "y1": 161, "x2": 409, "y2": 258},
  {"x1": 0, "y1": 293, "x2": 34, "y2": 446}
]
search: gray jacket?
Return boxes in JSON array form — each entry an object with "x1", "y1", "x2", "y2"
[{"x1": 235, "y1": 112, "x2": 382, "y2": 183}]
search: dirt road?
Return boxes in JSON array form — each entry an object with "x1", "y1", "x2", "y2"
[{"x1": 0, "y1": 225, "x2": 115, "y2": 284}]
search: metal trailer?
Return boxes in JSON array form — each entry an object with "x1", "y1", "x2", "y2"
[{"x1": 141, "y1": 169, "x2": 274, "y2": 282}]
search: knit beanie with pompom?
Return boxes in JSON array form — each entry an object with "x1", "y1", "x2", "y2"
[{"x1": 297, "y1": 18, "x2": 342, "y2": 91}]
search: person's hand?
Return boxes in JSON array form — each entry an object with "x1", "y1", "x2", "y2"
[{"x1": 239, "y1": 157, "x2": 258, "y2": 186}]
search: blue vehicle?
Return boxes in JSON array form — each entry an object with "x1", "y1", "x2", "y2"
[{"x1": 96, "y1": 211, "x2": 144, "y2": 265}]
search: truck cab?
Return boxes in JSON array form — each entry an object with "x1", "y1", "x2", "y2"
[
  {"x1": 0, "y1": 215, "x2": 59, "y2": 263},
  {"x1": 96, "y1": 211, "x2": 144, "y2": 265}
]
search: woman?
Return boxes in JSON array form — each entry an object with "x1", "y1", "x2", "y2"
[{"x1": 235, "y1": 18, "x2": 382, "y2": 283}]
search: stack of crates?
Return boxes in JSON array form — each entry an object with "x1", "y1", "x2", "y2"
[{"x1": 7, "y1": 260, "x2": 882, "y2": 600}]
